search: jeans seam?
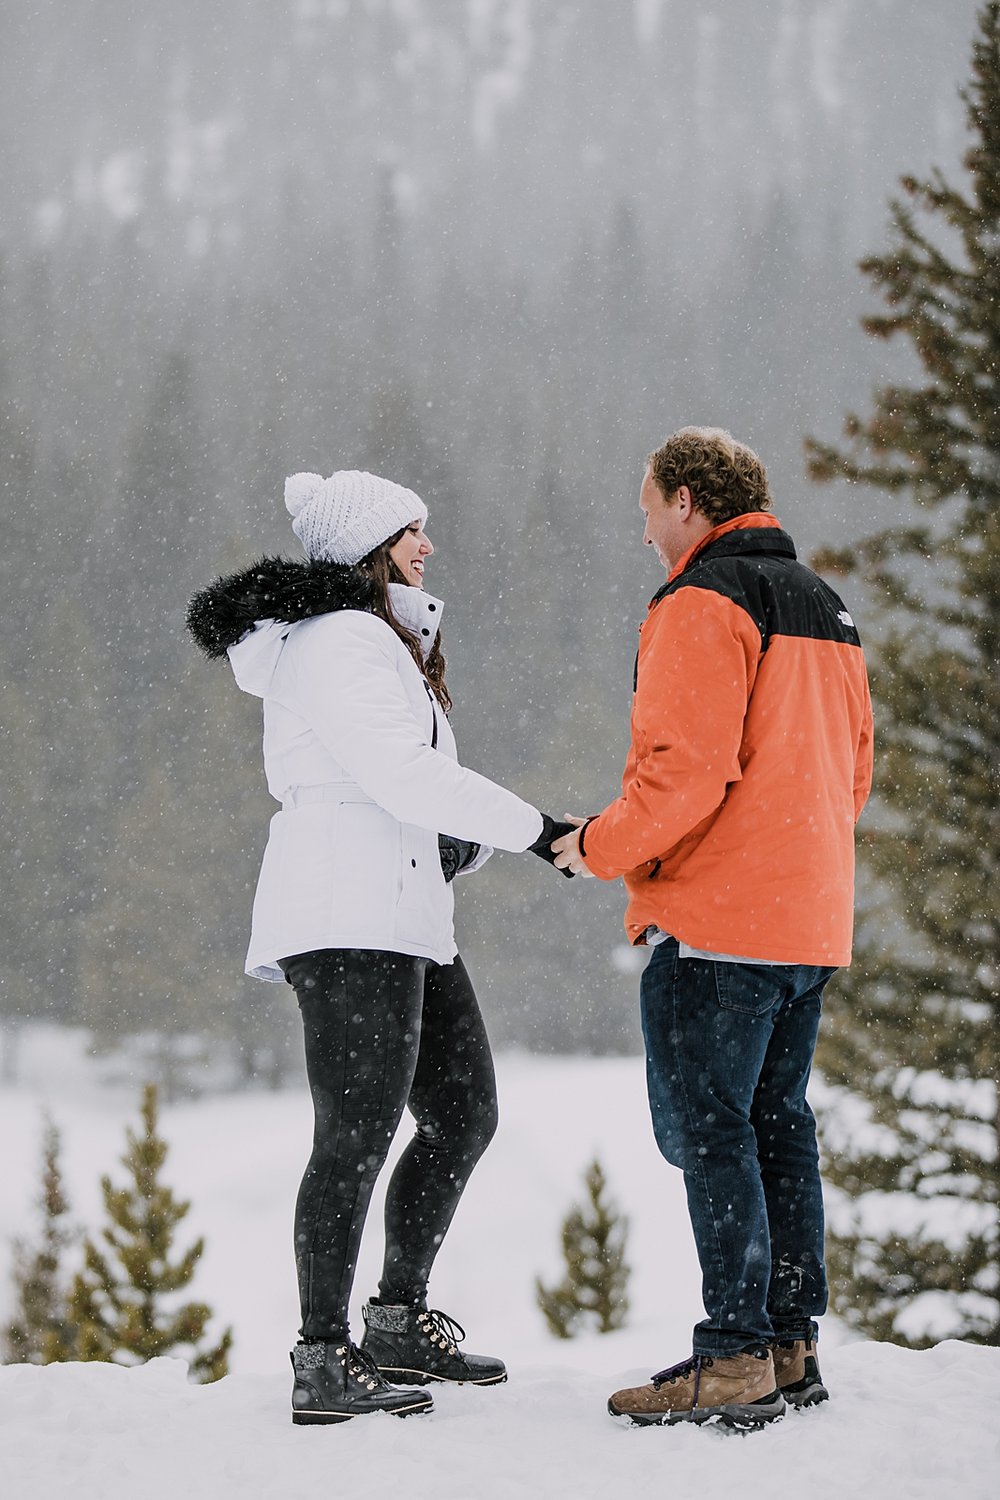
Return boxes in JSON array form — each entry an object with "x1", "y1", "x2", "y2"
[{"x1": 668, "y1": 965, "x2": 734, "y2": 1341}]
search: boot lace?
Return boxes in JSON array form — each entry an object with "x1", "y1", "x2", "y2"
[
  {"x1": 335, "y1": 1341, "x2": 384, "y2": 1392},
  {"x1": 416, "y1": 1308, "x2": 465, "y2": 1357},
  {"x1": 650, "y1": 1354, "x2": 713, "y2": 1396}
]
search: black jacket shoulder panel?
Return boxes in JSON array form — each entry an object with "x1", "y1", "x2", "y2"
[
  {"x1": 652, "y1": 529, "x2": 861, "y2": 652},
  {"x1": 186, "y1": 556, "x2": 377, "y2": 659}
]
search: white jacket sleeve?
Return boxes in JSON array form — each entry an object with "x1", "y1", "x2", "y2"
[{"x1": 288, "y1": 612, "x2": 544, "y2": 851}]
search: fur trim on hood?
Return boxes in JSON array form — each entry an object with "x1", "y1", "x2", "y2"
[{"x1": 186, "y1": 556, "x2": 377, "y2": 659}]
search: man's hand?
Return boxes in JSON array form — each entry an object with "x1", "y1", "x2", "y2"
[
  {"x1": 552, "y1": 815, "x2": 596, "y2": 878},
  {"x1": 527, "y1": 814, "x2": 578, "y2": 878}
]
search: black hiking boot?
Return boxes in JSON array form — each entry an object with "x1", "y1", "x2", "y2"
[
  {"x1": 360, "y1": 1300, "x2": 507, "y2": 1386},
  {"x1": 290, "y1": 1339, "x2": 434, "y2": 1424}
]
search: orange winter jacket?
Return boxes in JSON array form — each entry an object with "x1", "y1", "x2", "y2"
[{"x1": 581, "y1": 514, "x2": 873, "y2": 966}]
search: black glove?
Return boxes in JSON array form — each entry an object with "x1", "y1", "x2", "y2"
[
  {"x1": 528, "y1": 813, "x2": 577, "y2": 878},
  {"x1": 438, "y1": 833, "x2": 481, "y2": 883}
]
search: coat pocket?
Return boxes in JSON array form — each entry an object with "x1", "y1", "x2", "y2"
[{"x1": 395, "y1": 821, "x2": 449, "y2": 947}]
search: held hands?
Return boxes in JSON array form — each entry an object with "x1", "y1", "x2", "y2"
[
  {"x1": 528, "y1": 814, "x2": 595, "y2": 879},
  {"x1": 552, "y1": 816, "x2": 595, "y2": 878},
  {"x1": 527, "y1": 814, "x2": 576, "y2": 878}
]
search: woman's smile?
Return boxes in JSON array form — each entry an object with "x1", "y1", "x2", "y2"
[{"x1": 390, "y1": 521, "x2": 434, "y2": 587}]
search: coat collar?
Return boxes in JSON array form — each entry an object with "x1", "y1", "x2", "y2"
[
  {"x1": 647, "y1": 514, "x2": 794, "y2": 610},
  {"x1": 388, "y1": 583, "x2": 445, "y2": 661},
  {"x1": 667, "y1": 512, "x2": 787, "y2": 584},
  {"x1": 187, "y1": 556, "x2": 445, "y2": 660}
]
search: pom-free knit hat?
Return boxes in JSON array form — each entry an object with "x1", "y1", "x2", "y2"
[{"x1": 284, "y1": 469, "x2": 428, "y2": 565}]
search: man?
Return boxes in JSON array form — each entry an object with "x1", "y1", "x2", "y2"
[{"x1": 553, "y1": 427, "x2": 873, "y2": 1429}]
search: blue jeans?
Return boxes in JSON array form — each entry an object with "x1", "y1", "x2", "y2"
[{"x1": 640, "y1": 937, "x2": 835, "y2": 1356}]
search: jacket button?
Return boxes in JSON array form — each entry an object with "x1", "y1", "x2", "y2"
[
  {"x1": 411, "y1": 858, "x2": 417, "y2": 868},
  {"x1": 421, "y1": 628, "x2": 430, "y2": 636},
  {"x1": 427, "y1": 602, "x2": 436, "y2": 611}
]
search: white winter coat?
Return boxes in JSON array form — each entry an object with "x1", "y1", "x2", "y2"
[{"x1": 227, "y1": 584, "x2": 543, "y2": 979}]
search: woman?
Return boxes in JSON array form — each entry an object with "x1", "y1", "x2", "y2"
[{"x1": 187, "y1": 469, "x2": 567, "y2": 1424}]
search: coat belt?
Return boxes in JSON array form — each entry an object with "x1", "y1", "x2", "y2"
[{"x1": 282, "y1": 784, "x2": 377, "y2": 810}]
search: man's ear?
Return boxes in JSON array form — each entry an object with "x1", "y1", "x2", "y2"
[{"x1": 676, "y1": 484, "x2": 694, "y2": 519}]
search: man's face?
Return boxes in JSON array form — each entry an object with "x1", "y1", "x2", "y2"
[{"x1": 640, "y1": 467, "x2": 688, "y2": 570}]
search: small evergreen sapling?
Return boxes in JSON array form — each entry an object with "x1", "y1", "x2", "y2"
[
  {"x1": 536, "y1": 1158, "x2": 630, "y2": 1338},
  {"x1": 64, "y1": 1083, "x2": 232, "y2": 1382},
  {"x1": 2, "y1": 1114, "x2": 76, "y2": 1364}
]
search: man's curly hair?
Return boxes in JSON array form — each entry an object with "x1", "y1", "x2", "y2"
[{"x1": 647, "y1": 427, "x2": 772, "y2": 524}]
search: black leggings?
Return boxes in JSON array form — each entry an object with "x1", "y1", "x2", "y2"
[{"x1": 280, "y1": 948, "x2": 499, "y2": 1342}]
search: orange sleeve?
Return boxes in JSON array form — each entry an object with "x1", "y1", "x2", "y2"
[{"x1": 582, "y1": 588, "x2": 762, "y2": 880}]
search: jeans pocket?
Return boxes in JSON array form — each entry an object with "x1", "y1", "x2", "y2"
[{"x1": 712, "y1": 961, "x2": 788, "y2": 1017}]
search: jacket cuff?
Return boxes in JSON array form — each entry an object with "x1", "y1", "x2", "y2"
[
  {"x1": 575, "y1": 812, "x2": 624, "y2": 881},
  {"x1": 461, "y1": 842, "x2": 494, "y2": 876}
]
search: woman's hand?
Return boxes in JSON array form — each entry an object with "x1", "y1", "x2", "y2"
[
  {"x1": 551, "y1": 815, "x2": 595, "y2": 877},
  {"x1": 528, "y1": 814, "x2": 580, "y2": 878},
  {"x1": 438, "y1": 834, "x2": 481, "y2": 882}
]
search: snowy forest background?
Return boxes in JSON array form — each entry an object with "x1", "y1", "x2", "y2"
[
  {"x1": 0, "y1": 0, "x2": 997, "y2": 1358},
  {"x1": 0, "y1": 0, "x2": 981, "y2": 1065}
]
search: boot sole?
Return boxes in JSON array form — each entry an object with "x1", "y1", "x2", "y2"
[
  {"x1": 609, "y1": 1390, "x2": 786, "y2": 1430},
  {"x1": 375, "y1": 1364, "x2": 507, "y2": 1387},
  {"x1": 782, "y1": 1383, "x2": 829, "y2": 1409},
  {"x1": 291, "y1": 1395, "x2": 433, "y2": 1424}
]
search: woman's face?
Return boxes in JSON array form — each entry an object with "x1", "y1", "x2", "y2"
[{"x1": 389, "y1": 520, "x2": 433, "y2": 588}]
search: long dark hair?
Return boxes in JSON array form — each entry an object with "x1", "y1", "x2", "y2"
[{"x1": 358, "y1": 531, "x2": 452, "y2": 713}]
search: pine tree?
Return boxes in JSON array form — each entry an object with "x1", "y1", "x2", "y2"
[
  {"x1": 536, "y1": 1159, "x2": 630, "y2": 1339},
  {"x1": 805, "y1": 2, "x2": 1000, "y2": 1346},
  {"x1": 2, "y1": 1116, "x2": 76, "y2": 1364},
  {"x1": 63, "y1": 1084, "x2": 232, "y2": 1381}
]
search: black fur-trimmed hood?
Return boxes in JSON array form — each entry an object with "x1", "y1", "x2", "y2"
[{"x1": 186, "y1": 556, "x2": 377, "y2": 660}]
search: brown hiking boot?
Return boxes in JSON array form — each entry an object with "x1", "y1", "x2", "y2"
[
  {"x1": 772, "y1": 1336, "x2": 829, "y2": 1408},
  {"x1": 607, "y1": 1349, "x2": 785, "y2": 1429}
]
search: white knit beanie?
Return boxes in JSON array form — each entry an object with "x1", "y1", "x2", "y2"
[{"x1": 284, "y1": 470, "x2": 428, "y2": 565}]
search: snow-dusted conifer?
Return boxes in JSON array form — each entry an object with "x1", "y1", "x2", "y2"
[
  {"x1": 2, "y1": 1115, "x2": 75, "y2": 1365},
  {"x1": 536, "y1": 1159, "x2": 630, "y2": 1339},
  {"x1": 805, "y1": 1, "x2": 1000, "y2": 1346},
  {"x1": 64, "y1": 1084, "x2": 232, "y2": 1381}
]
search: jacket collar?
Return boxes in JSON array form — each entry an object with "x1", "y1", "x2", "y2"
[
  {"x1": 647, "y1": 513, "x2": 793, "y2": 610},
  {"x1": 388, "y1": 583, "x2": 445, "y2": 660},
  {"x1": 187, "y1": 556, "x2": 444, "y2": 661},
  {"x1": 668, "y1": 512, "x2": 787, "y2": 583}
]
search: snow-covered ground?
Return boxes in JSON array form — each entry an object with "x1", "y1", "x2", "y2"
[{"x1": 1, "y1": 1027, "x2": 997, "y2": 1499}]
